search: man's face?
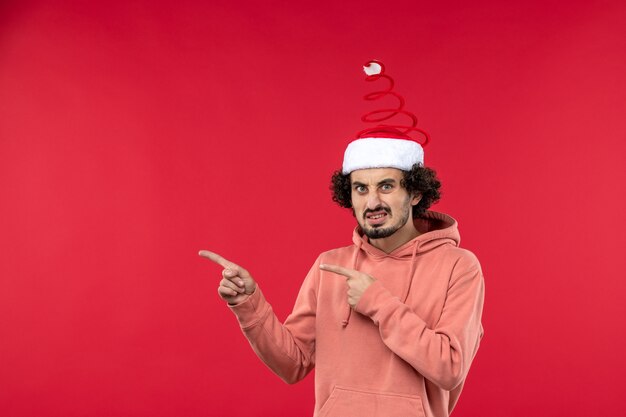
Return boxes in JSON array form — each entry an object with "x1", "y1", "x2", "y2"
[{"x1": 350, "y1": 168, "x2": 421, "y2": 240}]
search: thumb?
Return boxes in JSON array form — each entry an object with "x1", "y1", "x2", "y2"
[{"x1": 226, "y1": 264, "x2": 252, "y2": 280}]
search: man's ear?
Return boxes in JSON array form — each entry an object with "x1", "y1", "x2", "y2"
[{"x1": 411, "y1": 193, "x2": 422, "y2": 206}]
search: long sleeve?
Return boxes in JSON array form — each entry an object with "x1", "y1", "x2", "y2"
[
  {"x1": 228, "y1": 258, "x2": 320, "y2": 384},
  {"x1": 354, "y1": 251, "x2": 485, "y2": 391}
]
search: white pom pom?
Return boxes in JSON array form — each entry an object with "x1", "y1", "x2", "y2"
[{"x1": 363, "y1": 62, "x2": 382, "y2": 76}]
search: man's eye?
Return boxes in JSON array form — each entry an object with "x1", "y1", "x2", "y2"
[
  {"x1": 355, "y1": 186, "x2": 367, "y2": 193},
  {"x1": 381, "y1": 184, "x2": 393, "y2": 191}
]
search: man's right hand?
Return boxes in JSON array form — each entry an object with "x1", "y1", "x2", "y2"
[{"x1": 198, "y1": 250, "x2": 257, "y2": 305}]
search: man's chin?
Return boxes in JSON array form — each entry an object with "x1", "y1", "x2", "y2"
[{"x1": 363, "y1": 225, "x2": 397, "y2": 239}]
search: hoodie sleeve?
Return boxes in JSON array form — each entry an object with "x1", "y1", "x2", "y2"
[
  {"x1": 354, "y1": 251, "x2": 485, "y2": 391},
  {"x1": 227, "y1": 257, "x2": 320, "y2": 384}
]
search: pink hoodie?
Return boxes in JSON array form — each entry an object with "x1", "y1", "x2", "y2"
[{"x1": 229, "y1": 211, "x2": 485, "y2": 417}]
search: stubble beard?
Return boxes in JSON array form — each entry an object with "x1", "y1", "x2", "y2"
[{"x1": 360, "y1": 203, "x2": 412, "y2": 240}]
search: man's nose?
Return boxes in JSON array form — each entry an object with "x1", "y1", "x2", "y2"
[{"x1": 366, "y1": 192, "x2": 381, "y2": 209}]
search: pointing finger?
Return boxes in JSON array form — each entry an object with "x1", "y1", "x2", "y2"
[
  {"x1": 319, "y1": 264, "x2": 356, "y2": 279},
  {"x1": 198, "y1": 250, "x2": 235, "y2": 268},
  {"x1": 199, "y1": 250, "x2": 251, "y2": 278}
]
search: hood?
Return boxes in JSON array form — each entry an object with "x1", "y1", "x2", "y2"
[{"x1": 341, "y1": 211, "x2": 460, "y2": 327}]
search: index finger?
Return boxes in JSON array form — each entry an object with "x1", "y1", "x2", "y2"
[
  {"x1": 319, "y1": 263, "x2": 356, "y2": 279},
  {"x1": 198, "y1": 250, "x2": 238, "y2": 269}
]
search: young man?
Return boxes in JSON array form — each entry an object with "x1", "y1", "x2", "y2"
[{"x1": 199, "y1": 62, "x2": 485, "y2": 417}]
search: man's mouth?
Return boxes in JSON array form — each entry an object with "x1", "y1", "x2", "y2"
[{"x1": 365, "y1": 209, "x2": 389, "y2": 226}]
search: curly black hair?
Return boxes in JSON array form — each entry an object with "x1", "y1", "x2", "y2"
[{"x1": 330, "y1": 164, "x2": 442, "y2": 218}]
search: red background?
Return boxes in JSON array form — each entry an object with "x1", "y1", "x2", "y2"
[{"x1": 1, "y1": 1, "x2": 625, "y2": 416}]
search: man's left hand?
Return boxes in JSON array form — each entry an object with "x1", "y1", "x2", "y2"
[{"x1": 319, "y1": 264, "x2": 376, "y2": 308}]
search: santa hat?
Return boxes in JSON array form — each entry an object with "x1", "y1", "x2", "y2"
[{"x1": 342, "y1": 60, "x2": 430, "y2": 175}]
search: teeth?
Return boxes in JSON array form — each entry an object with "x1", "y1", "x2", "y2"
[{"x1": 370, "y1": 213, "x2": 385, "y2": 219}]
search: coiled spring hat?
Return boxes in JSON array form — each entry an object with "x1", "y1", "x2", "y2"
[{"x1": 342, "y1": 60, "x2": 430, "y2": 175}]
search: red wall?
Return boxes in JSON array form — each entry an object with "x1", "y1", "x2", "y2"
[{"x1": 1, "y1": 1, "x2": 625, "y2": 416}]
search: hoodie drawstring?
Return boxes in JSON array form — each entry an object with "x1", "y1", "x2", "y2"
[
  {"x1": 400, "y1": 239, "x2": 420, "y2": 303},
  {"x1": 341, "y1": 240, "x2": 362, "y2": 327}
]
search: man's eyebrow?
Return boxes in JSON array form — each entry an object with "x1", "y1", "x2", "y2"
[
  {"x1": 377, "y1": 178, "x2": 397, "y2": 186},
  {"x1": 351, "y1": 178, "x2": 397, "y2": 188}
]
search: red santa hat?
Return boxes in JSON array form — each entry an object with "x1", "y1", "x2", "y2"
[{"x1": 342, "y1": 60, "x2": 430, "y2": 175}]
